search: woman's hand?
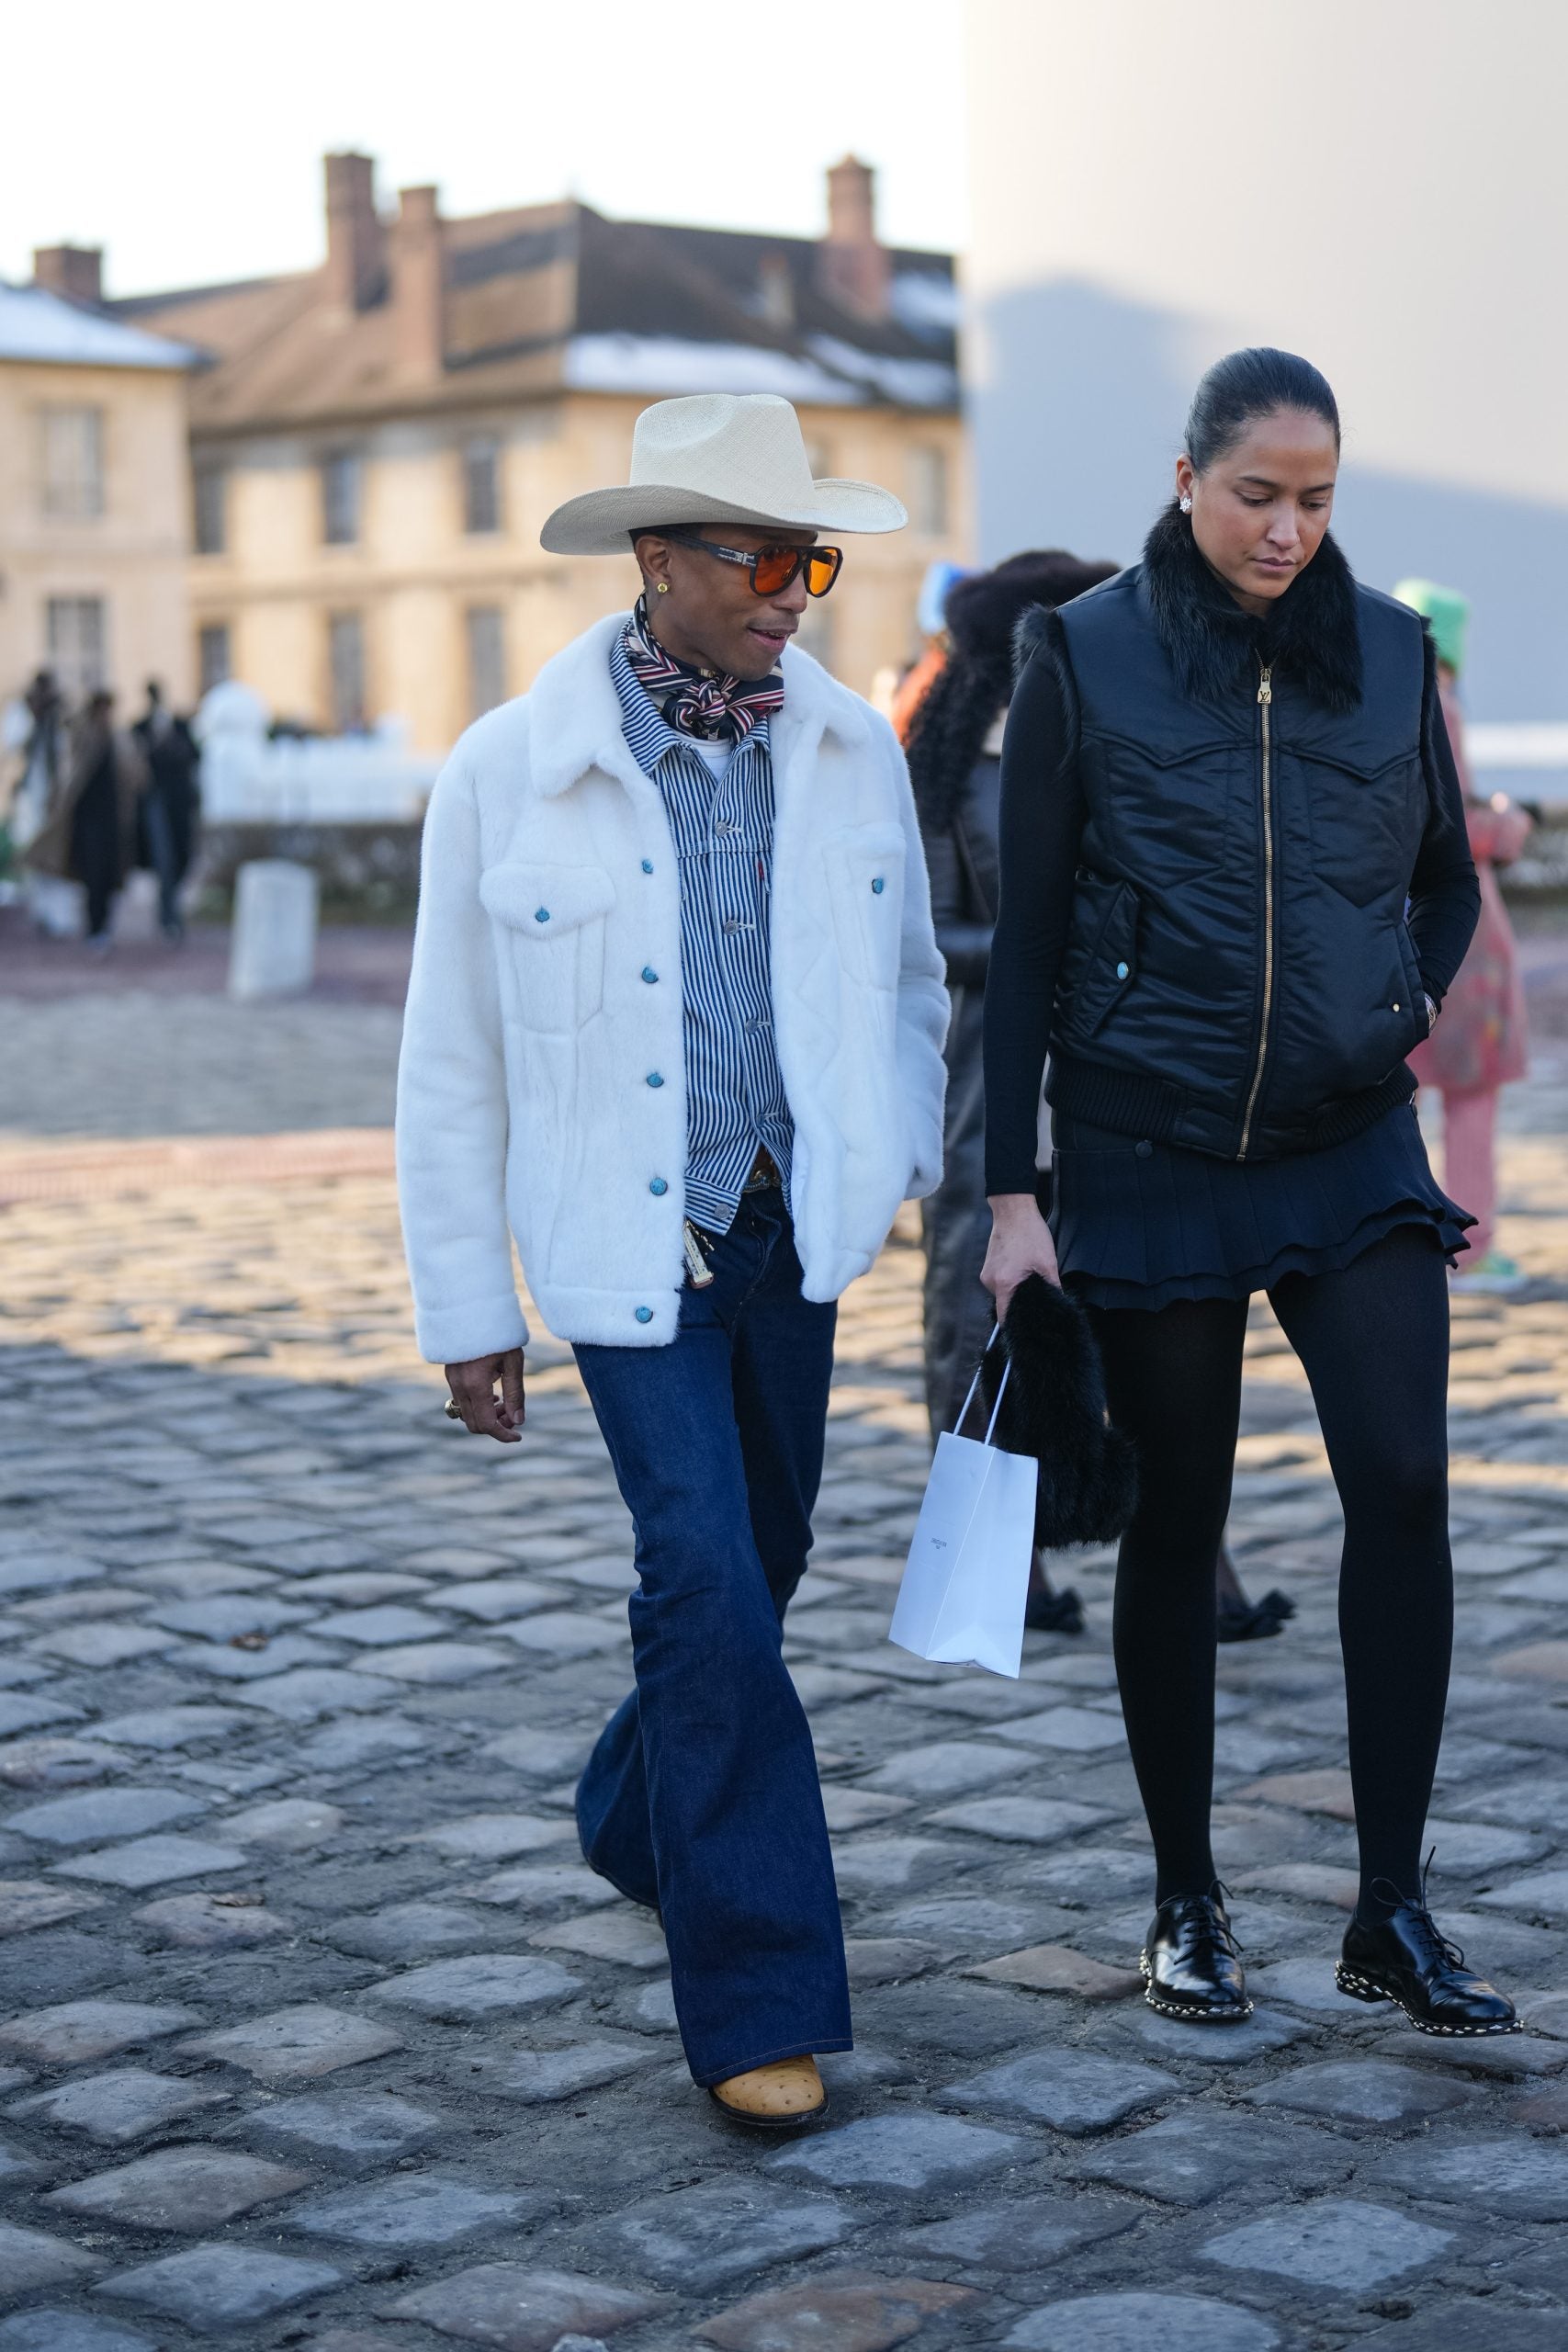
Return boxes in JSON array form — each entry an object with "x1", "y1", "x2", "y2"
[
  {"x1": 445, "y1": 1348, "x2": 525, "y2": 1442},
  {"x1": 982, "y1": 1193, "x2": 1061, "y2": 1322}
]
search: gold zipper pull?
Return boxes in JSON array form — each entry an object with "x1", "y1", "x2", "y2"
[{"x1": 1258, "y1": 665, "x2": 1273, "y2": 705}]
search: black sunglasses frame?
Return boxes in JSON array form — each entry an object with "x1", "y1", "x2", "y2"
[{"x1": 657, "y1": 528, "x2": 844, "y2": 599}]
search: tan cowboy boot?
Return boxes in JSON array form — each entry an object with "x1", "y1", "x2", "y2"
[{"x1": 709, "y1": 2055, "x2": 828, "y2": 2129}]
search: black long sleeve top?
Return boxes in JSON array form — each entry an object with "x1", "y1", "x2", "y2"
[{"x1": 983, "y1": 650, "x2": 1481, "y2": 1196}]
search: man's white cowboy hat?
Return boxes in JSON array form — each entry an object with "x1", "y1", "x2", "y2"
[{"x1": 540, "y1": 392, "x2": 907, "y2": 555}]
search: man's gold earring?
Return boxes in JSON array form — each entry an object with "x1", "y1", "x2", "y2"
[{"x1": 655, "y1": 581, "x2": 671, "y2": 594}]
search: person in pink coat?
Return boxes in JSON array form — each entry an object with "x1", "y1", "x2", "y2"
[{"x1": 1397, "y1": 580, "x2": 1533, "y2": 1290}]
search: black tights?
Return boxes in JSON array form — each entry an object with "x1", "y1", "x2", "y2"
[{"x1": 1090, "y1": 1223, "x2": 1454, "y2": 1921}]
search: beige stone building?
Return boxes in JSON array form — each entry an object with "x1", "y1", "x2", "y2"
[
  {"x1": 0, "y1": 268, "x2": 195, "y2": 707},
  {"x1": 107, "y1": 153, "x2": 964, "y2": 754}
]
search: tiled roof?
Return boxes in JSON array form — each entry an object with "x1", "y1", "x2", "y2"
[{"x1": 110, "y1": 201, "x2": 957, "y2": 435}]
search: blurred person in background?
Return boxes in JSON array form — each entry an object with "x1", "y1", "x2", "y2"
[
  {"x1": 907, "y1": 550, "x2": 1295, "y2": 1644},
  {"x1": 1395, "y1": 581, "x2": 1533, "y2": 1293},
  {"x1": 132, "y1": 678, "x2": 202, "y2": 942},
  {"x1": 26, "y1": 688, "x2": 144, "y2": 950}
]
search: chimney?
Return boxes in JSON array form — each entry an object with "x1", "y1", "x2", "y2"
[
  {"x1": 322, "y1": 151, "x2": 382, "y2": 312},
  {"x1": 389, "y1": 185, "x2": 445, "y2": 378},
  {"x1": 819, "y1": 156, "x2": 890, "y2": 321},
  {"x1": 33, "y1": 245, "x2": 104, "y2": 307}
]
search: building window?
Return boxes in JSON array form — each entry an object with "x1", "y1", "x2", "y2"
[
  {"x1": 321, "y1": 450, "x2": 362, "y2": 546},
  {"x1": 908, "y1": 443, "x2": 949, "y2": 536},
  {"x1": 198, "y1": 623, "x2": 231, "y2": 695},
  {"x1": 463, "y1": 438, "x2": 502, "y2": 535},
  {"x1": 194, "y1": 464, "x2": 227, "y2": 556},
  {"x1": 41, "y1": 407, "x2": 105, "y2": 520},
  {"x1": 47, "y1": 597, "x2": 107, "y2": 695},
  {"x1": 328, "y1": 612, "x2": 367, "y2": 731},
  {"x1": 466, "y1": 606, "x2": 506, "y2": 721}
]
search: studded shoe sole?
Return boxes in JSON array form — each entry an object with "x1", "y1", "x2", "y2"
[
  {"x1": 1140, "y1": 1950, "x2": 1254, "y2": 2023},
  {"x1": 1335, "y1": 1962, "x2": 1523, "y2": 2036}
]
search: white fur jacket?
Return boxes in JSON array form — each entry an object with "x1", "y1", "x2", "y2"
[{"x1": 396, "y1": 615, "x2": 949, "y2": 1361}]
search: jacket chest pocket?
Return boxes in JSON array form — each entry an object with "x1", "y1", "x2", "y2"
[
  {"x1": 1303, "y1": 750, "x2": 1425, "y2": 909},
  {"x1": 480, "y1": 861, "x2": 616, "y2": 1034},
  {"x1": 825, "y1": 824, "x2": 906, "y2": 990}
]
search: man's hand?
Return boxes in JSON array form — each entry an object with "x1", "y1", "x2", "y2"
[
  {"x1": 982, "y1": 1193, "x2": 1062, "y2": 1324},
  {"x1": 445, "y1": 1348, "x2": 525, "y2": 1442}
]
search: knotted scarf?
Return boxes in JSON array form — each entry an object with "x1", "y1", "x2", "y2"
[{"x1": 623, "y1": 595, "x2": 785, "y2": 741}]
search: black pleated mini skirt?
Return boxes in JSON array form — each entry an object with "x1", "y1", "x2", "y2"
[{"x1": 1049, "y1": 1101, "x2": 1472, "y2": 1312}]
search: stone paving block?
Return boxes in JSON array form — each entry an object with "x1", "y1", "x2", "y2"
[
  {"x1": 862, "y1": 1740, "x2": 1025, "y2": 1799},
  {"x1": 1231, "y1": 1862, "x2": 1360, "y2": 1910},
  {"x1": 440, "y1": 1579, "x2": 555, "y2": 1623},
  {"x1": 134, "y1": 1889, "x2": 292, "y2": 1947},
  {"x1": 414, "y1": 1813, "x2": 574, "y2": 1860},
  {"x1": 1246, "y1": 1956, "x2": 1376, "y2": 2016},
  {"x1": 1014, "y1": 1845, "x2": 1159, "y2": 1902},
  {"x1": 371, "y1": 1954, "x2": 581, "y2": 2018},
  {"x1": 1387, "y1": 2026, "x2": 1568, "y2": 2078},
  {"x1": 1382, "y1": 2134, "x2": 1568, "y2": 2218},
  {"x1": 463, "y1": 1863, "x2": 619, "y2": 1912},
  {"x1": 89, "y1": 1707, "x2": 245, "y2": 1749},
  {"x1": 842, "y1": 1936, "x2": 943, "y2": 1985},
  {"x1": 531, "y1": 1912, "x2": 667, "y2": 1969},
  {"x1": 993, "y1": 1706, "x2": 1129, "y2": 1754},
  {"x1": 1418, "y1": 1815, "x2": 1552, "y2": 1871},
  {"x1": 883, "y1": 1894, "x2": 1063, "y2": 1951},
  {"x1": 821, "y1": 1787, "x2": 914, "y2": 1830},
  {"x1": 1006, "y1": 2292, "x2": 1279, "y2": 2352},
  {"x1": 6, "y1": 1784, "x2": 207, "y2": 1845},
  {"x1": 325, "y1": 1901, "x2": 495, "y2": 1962},
  {"x1": 183, "y1": 1633, "x2": 339, "y2": 1681},
  {"x1": 900, "y1": 2190, "x2": 1134, "y2": 2269},
  {"x1": 829, "y1": 1838, "x2": 963, "y2": 1894},
  {"x1": 11, "y1": 2066, "x2": 231, "y2": 2143},
  {"x1": 3, "y1": 2227, "x2": 103, "y2": 2302},
  {"x1": 1067, "y1": 2109, "x2": 1354, "y2": 2206},
  {"x1": 1234, "y1": 1767, "x2": 1357, "y2": 1818},
  {"x1": 494, "y1": 1613, "x2": 625, "y2": 1659},
  {"x1": 220, "y1": 1795, "x2": 343, "y2": 1849},
  {"x1": 1493, "y1": 1639, "x2": 1568, "y2": 1682},
  {"x1": 928, "y1": 1796, "x2": 1111, "y2": 1845},
  {"x1": 299, "y1": 1714, "x2": 431, "y2": 1767},
  {"x1": 145, "y1": 1593, "x2": 314, "y2": 1640},
  {"x1": 1202, "y1": 2196, "x2": 1452, "y2": 2292},
  {"x1": 0, "y1": 2314, "x2": 155, "y2": 2352},
  {"x1": 310, "y1": 1603, "x2": 454, "y2": 1645},
  {"x1": 966, "y1": 1943, "x2": 1142, "y2": 2001},
  {"x1": 0, "y1": 1737, "x2": 124, "y2": 1791},
  {"x1": 0, "y1": 2001, "x2": 199, "y2": 2067},
  {"x1": 606, "y1": 2177, "x2": 852, "y2": 2286},
  {"x1": 48, "y1": 2143, "x2": 309, "y2": 2229},
  {"x1": 96, "y1": 2242, "x2": 343, "y2": 2327},
  {"x1": 1243, "y1": 2057, "x2": 1477, "y2": 2127},
  {"x1": 180, "y1": 2005, "x2": 403, "y2": 2079},
  {"x1": 28, "y1": 1622, "x2": 173, "y2": 1668},
  {"x1": 0, "y1": 1554, "x2": 105, "y2": 1598},
  {"x1": 1476, "y1": 1866, "x2": 1568, "y2": 1916},
  {"x1": 52, "y1": 1832, "x2": 249, "y2": 1889},
  {"x1": 1111, "y1": 2006, "x2": 1313, "y2": 2065},
  {"x1": 1358, "y1": 2312, "x2": 1566, "y2": 2352},
  {"x1": 248, "y1": 2087, "x2": 442, "y2": 2156},
  {"x1": 288, "y1": 2174, "x2": 536, "y2": 2245},
  {"x1": 384, "y1": 2264, "x2": 660, "y2": 2348},
  {"x1": 696, "y1": 2270, "x2": 976, "y2": 2352},
  {"x1": 0, "y1": 1879, "x2": 104, "y2": 1936},
  {"x1": 358, "y1": 1641, "x2": 511, "y2": 1682},
  {"x1": 0, "y1": 1693, "x2": 84, "y2": 1737},
  {"x1": 770, "y1": 2111, "x2": 1021, "y2": 2189},
  {"x1": 480, "y1": 1726, "x2": 592, "y2": 1778},
  {"x1": 941, "y1": 2046, "x2": 1178, "y2": 2134},
  {"x1": 469, "y1": 2033, "x2": 663, "y2": 2103},
  {"x1": 0, "y1": 2134, "x2": 39, "y2": 2182},
  {"x1": 230, "y1": 1667, "x2": 400, "y2": 1720}
]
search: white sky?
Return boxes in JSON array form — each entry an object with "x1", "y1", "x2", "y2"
[{"x1": 2, "y1": 0, "x2": 968, "y2": 296}]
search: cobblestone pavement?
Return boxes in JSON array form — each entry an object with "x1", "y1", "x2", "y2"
[{"x1": 1, "y1": 977, "x2": 1568, "y2": 2352}]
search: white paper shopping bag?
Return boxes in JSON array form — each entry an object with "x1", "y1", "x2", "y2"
[{"x1": 888, "y1": 1344, "x2": 1037, "y2": 1679}]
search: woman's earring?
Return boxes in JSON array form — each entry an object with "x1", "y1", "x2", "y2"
[
  {"x1": 1179, "y1": 494, "x2": 1193, "y2": 514},
  {"x1": 655, "y1": 580, "x2": 671, "y2": 594}
]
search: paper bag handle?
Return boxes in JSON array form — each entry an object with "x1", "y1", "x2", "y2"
[{"x1": 953, "y1": 1327, "x2": 1010, "y2": 1451}]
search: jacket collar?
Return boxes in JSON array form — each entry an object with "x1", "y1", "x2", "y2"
[
  {"x1": 528, "y1": 613, "x2": 870, "y2": 799},
  {"x1": 1141, "y1": 500, "x2": 1364, "y2": 715}
]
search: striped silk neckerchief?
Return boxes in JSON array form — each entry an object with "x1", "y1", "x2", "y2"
[{"x1": 623, "y1": 596, "x2": 785, "y2": 741}]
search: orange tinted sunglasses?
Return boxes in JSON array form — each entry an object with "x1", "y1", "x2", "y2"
[{"x1": 661, "y1": 529, "x2": 844, "y2": 599}]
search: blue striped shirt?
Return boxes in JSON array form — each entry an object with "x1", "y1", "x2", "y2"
[{"x1": 610, "y1": 633, "x2": 795, "y2": 1233}]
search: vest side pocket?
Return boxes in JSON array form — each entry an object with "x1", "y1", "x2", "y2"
[{"x1": 1061, "y1": 874, "x2": 1141, "y2": 1040}]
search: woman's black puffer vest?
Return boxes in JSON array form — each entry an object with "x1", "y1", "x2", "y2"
[{"x1": 1044, "y1": 505, "x2": 1445, "y2": 1161}]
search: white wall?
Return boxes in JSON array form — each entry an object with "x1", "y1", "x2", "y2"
[{"x1": 964, "y1": 0, "x2": 1568, "y2": 719}]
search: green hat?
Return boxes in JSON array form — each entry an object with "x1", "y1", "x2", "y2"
[{"x1": 1393, "y1": 577, "x2": 1470, "y2": 675}]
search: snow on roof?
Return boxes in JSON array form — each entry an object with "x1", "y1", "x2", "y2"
[
  {"x1": 0, "y1": 280, "x2": 198, "y2": 370},
  {"x1": 563, "y1": 331, "x2": 956, "y2": 410}
]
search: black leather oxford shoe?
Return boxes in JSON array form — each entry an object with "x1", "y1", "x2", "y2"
[
  {"x1": 1140, "y1": 1887, "x2": 1252, "y2": 2023},
  {"x1": 1338, "y1": 1901, "x2": 1519, "y2": 2037}
]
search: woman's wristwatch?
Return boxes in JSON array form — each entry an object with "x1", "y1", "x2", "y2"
[{"x1": 1424, "y1": 993, "x2": 1438, "y2": 1027}]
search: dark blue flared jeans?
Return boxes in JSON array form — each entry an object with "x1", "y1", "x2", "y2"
[{"x1": 572, "y1": 1189, "x2": 851, "y2": 2086}]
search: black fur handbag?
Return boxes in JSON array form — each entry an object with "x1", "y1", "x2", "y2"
[{"x1": 976, "y1": 1275, "x2": 1139, "y2": 1549}]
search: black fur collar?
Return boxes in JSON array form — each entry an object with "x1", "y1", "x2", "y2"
[{"x1": 1143, "y1": 499, "x2": 1363, "y2": 713}]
